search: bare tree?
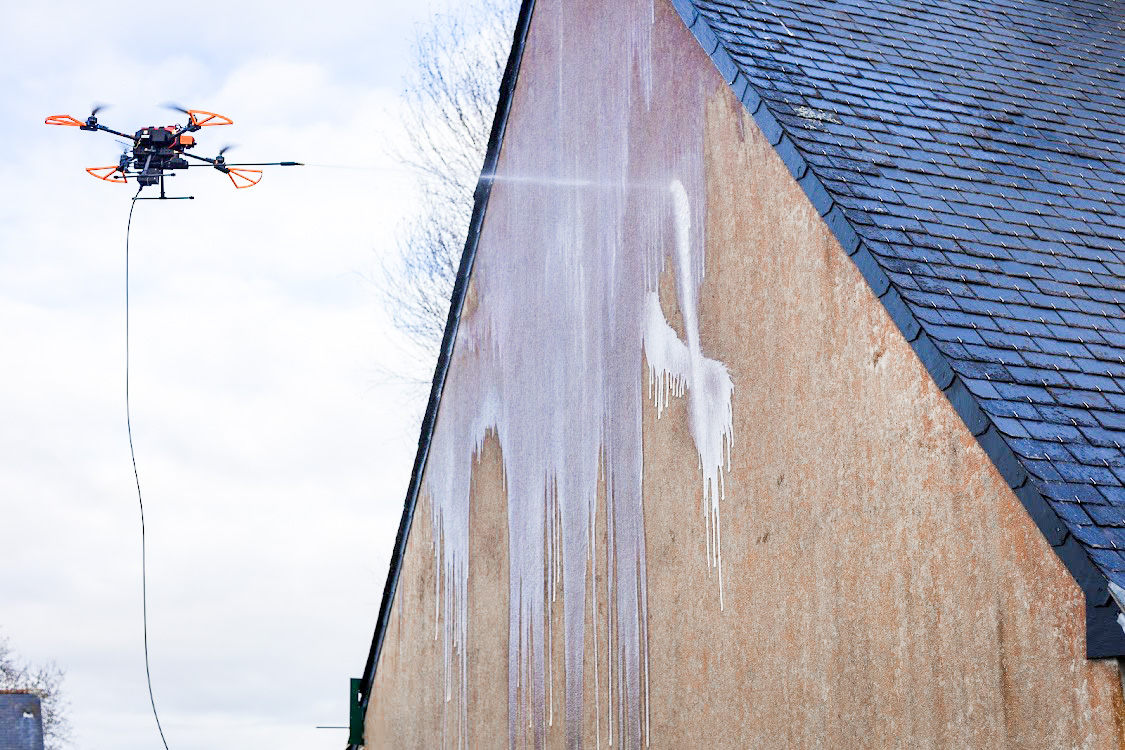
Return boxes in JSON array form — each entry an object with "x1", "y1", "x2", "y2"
[
  {"x1": 0, "y1": 636, "x2": 72, "y2": 750},
  {"x1": 381, "y1": 0, "x2": 520, "y2": 362}
]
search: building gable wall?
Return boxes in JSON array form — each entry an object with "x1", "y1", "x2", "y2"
[{"x1": 366, "y1": 0, "x2": 1125, "y2": 746}]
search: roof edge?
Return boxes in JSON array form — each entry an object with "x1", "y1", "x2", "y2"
[
  {"x1": 352, "y1": 0, "x2": 539, "y2": 736},
  {"x1": 670, "y1": 0, "x2": 1125, "y2": 658}
]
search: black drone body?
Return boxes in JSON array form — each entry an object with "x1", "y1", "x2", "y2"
[{"x1": 47, "y1": 106, "x2": 302, "y2": 199}]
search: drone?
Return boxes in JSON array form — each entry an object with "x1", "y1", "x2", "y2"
[{"x1": 45, "y1": 105, "x2": 303, "y2": 200}]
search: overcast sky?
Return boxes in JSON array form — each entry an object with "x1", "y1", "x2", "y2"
[{"x1": 0, "y1": 1, "x2": 457, "y2": 747}]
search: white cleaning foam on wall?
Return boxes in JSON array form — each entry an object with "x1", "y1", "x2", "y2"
[
  {"x1": 418, "y1": 2, "x2": 736, "y2": 747},
  {"x1": 644, "y1": 181, "x2": 735, "y2": 609}
]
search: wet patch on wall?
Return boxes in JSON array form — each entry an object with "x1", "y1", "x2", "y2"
[{"x1": 420, "y1": 0, "x2": 735, "y2": 746}]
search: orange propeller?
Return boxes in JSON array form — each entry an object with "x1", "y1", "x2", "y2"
[
  {"x1": 86, "y1": 166, "x2": 128, "y2": 183},
  {"x1": 187, "y1": 110, "x2": 233, "y2": 127},
  {"x1": 45, "y1": 115, "x2": 85, "y2": 127},
  {"x1": 225, "y1": 168, "x2": 262, "y2": 188}
]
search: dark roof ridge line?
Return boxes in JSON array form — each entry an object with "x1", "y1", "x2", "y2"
[
  {"x1": 669, "y1": 0, "x2": 1125, "y2": 657},
  {"x1": 350, "y1": 0, "x2": 539, "y2": 742}
]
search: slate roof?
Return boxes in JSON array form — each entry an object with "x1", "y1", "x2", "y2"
[
  {"x1": 0, "y1": 693, "x2": 44, "y2": 750},
  {"x1": 671, "y1": 0, "x2": 1125, "y2": 653}
]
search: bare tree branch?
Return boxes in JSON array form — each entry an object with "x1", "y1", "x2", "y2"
[{"x1": 380, "y1": 0, "x2": 520, "y2": 362}]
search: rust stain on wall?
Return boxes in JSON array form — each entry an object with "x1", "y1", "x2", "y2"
[{"x1": 634, "y1": 79, "x2": 1124, "y2": 749}]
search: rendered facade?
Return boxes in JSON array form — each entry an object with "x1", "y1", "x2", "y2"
[{"x1": 357, "y1": 0, "x2": 1125, "y2": 747}]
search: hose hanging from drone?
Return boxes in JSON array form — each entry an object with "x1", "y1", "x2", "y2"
[{"x1": 125, "y1": 186, "x2": 172, "y2": 750}]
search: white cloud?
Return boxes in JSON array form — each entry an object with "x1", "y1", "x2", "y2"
[{"x1": 0, "y1": 1, "x2": 451, "y2": 748}]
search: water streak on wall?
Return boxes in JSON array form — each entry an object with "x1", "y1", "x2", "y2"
[{"x1": 421, "y1": 0, "x2": 734, "y2": 746}]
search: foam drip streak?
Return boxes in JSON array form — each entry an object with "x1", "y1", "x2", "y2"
[
  {"x1": 639, "y1": 528, "x2": 650, "y2": 748},
  {"x1": 641, "y1": 182, "x2": 735, "y2": 611},
  {"x1": 605, "y1": 464, "x2": 616, "y2": 748},
  {"x1": 544, "y1": 483, "x2": 553, "y2": 731},
  {"x1": 591, "y1": 550, "x2": 601, "y2": 750}
]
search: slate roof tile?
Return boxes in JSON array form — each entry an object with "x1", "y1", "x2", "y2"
[
  {"x1": 1008, "y1": 366, "x2": 1071, "y2": 389},
  {"x1": 1087, "y1": 548, "x2": 1125, "y2": 572},
  {"x1": 1100, "y1": 486, "x2": 1125, "y2": 506},
  {"x1": 1053, "y1": 500, "x2": 1097, "y2": 527},
  {"x1": 1085, "y1": 504, "x2": 1125, "y2": 528},
  {"x1": 1069, "y1": 443, "x2": 1125, "y2": 469},
  {"x1": 692, "y1": 0, "x2": 1125, "y2": 624},
  {"x1": 1024, "y1": 419, "x2": 1085, "y2": 443},
  {"x1": 1038, "y1": 404, "x2": 1102, "y2": 429},
  {"x1": 981, "y1": 398, "x2": 1042, "y2": 421},
  {"x1": 1026, "y1": 459, "x2": 1067, "y2": 483},
  {"x1": 1080, "y1": 426, "x2": 1125, "y2": 449},
  {"x1": 1008, "y1": 436, "x2": 1072, "y2": 462},
  {"x1": 991, "y1": 415, "x2": 1032, "y2": 439},
  {"x1": 1072, "y1": 525, "x2": 1114, "y2": 549},
  {"x1": 1040, "y1": 480, "x2": 1108, "y2": 505}
]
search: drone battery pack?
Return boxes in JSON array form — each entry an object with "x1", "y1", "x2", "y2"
[{"x1": 137, "y1": 127, "x2": 174, "y2": 146}]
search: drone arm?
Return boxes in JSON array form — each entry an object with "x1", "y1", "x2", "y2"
[
  {"x1": 182, "y1": 151, "x2": 225, "y2": 169},
  {"x1": 171, "y1": 121, "x2": 201, "y2": 138},
  {"x1": 184, "y1": 161, "x2": 304, "y2": 167},
  {"x1": 181, "y1": 152, "x2": 299, "y2": 188},
  {"x1": 94, "y1": 124, "x2": 134, "y2": 140},
  {"x1": 221, "y1": 162, "x2": 303, "y2": 167}
]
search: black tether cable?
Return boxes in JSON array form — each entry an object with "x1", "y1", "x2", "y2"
[{"x1": 125, "y1": 186, "x2": 172, "y2": 750}]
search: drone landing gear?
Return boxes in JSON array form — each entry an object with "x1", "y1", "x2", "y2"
[{"x1": 135, "y1": 175, "x2": 194, "y2": 200}]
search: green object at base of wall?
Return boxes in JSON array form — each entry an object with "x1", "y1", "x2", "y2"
[{"x1": 349, "y1": 677, "x2": 364, "y2": 746}]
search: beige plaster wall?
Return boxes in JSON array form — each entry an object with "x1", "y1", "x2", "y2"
[
  {"x1": 366, "y1": 0, "x2": 1125, "y2": 747},
  {"x1": 367, "y1": 435, "x2": 510, "y2": 748}
]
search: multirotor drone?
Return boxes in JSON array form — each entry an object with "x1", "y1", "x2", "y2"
[{"x1": 46, "y1": 106, "x2": 302, "y2": 199}]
